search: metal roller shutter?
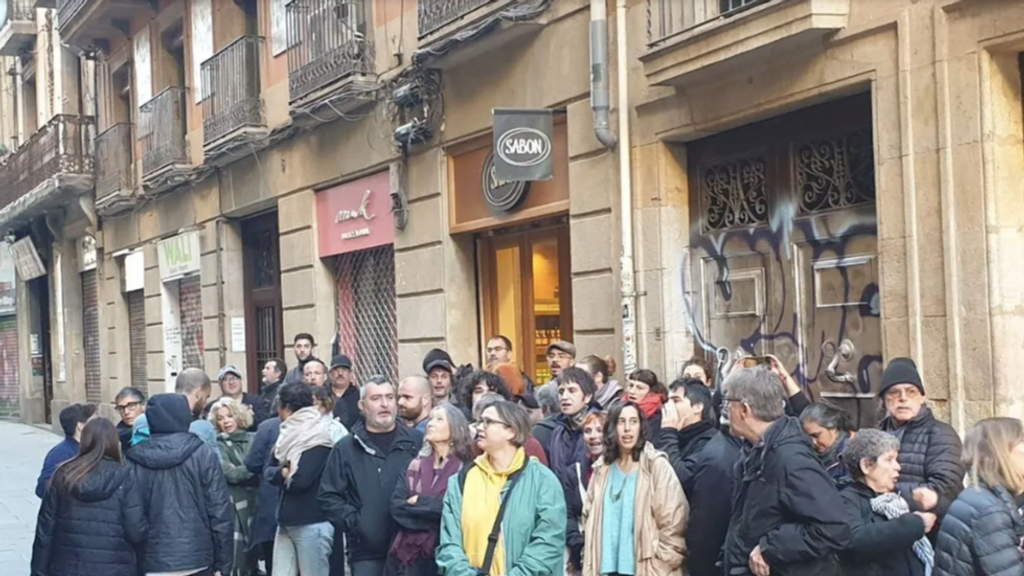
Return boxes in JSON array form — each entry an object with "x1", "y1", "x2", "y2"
[{"x1": 82, "y1": 269, "x2": 101, "y2": 403}]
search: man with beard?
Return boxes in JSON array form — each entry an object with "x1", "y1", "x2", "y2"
[
  {"x1": 536, "y1": 340, "x2": 576, "y2": 407},
  {"x1": 485, "y1": 334, "x2": 536, "y2": 391},
  {"x1": 422, "y1": 349, "x2": 455, "y2": 405},
  {"x1": 259, "y1": 357, "x2": 286, "y2": 415},
  {"x1": 202, "y1": 364, "x2": 268, "y2": 430},
  {"x1": 319, "y1": 377, "x2": 422, "y2": 576},
  {"x1": 327, "y1": 355, "x2": 360, "y2": 430},
  {"x1": 397, "y1": 375, "x2": 433, "y2": 432},
  {"x1": 284, "y1": 333, "x2": 319, "y2": 386}
]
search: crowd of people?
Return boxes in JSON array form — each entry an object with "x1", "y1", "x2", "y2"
[{"x1": 26, "y1": 331, "x2": 1024, "y2": 576}]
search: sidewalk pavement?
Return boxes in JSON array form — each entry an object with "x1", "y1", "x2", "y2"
[{"x1": 0, "y1": 420, "x2": 59, "y2": 575}]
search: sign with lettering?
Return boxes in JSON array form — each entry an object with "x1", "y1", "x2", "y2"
[
  {"x1": 0, "y1": 244, "x2": 15, "y2": 315},
  {"x1": 492, "y1": 108, "x2": 554, "y2": 182},
  {"x1": 317, "y1": 171, "x2": 395, "y2": 257},
  {"x1": 482, "y1": 152, "x2": 530, "y2": 213},
  {"x1": 158, "y1": 231, "x2": 201, "y2": 281},
  {"x1": 10, "y1": 236, "x2": 46, "y2": 281},
  {"x1": 77, "y1": 235, "x2": 97, "y2": 272}
]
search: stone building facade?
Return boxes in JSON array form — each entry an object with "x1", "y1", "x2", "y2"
[{"x1": 0, "y1": 0, "x2": 1020, "y2": 435}]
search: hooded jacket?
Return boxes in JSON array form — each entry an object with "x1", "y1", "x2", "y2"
[
  {"x1": 880, "y1": 406, "x2": 966, "y2": 518},
  {"x1": 31, "y1": 458, "x2": 147, "y2": 576},
  {"x1": 126, "y1": 393, "x2": 233, "y2": 575},
  {"x1": 582, "y1": 444, "x2": 689, "y2": 576},
  {"x1": 318, "y1": 423, "x2": 422, "y2": 561},
  {"x1": 723, "y1": 416, "x2": 850, "y2": 576},
  {"x1": 934, "y1": 484, "x2": 1024, "y2": 576}
]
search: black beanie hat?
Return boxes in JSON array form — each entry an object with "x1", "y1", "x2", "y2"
[
  {"x1": 422, "y1": 348, "x2": 454, "y2": 374},
  {"x1": 146, "y1": 393, "x2": 193, "y2": 434},
  {"x1": 879, "y1": 357, "x2": 924, "y2": 397}
]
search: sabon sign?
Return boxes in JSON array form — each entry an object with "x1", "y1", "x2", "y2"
[{"x1": 497, "y1": 128, "x2": 552, "y2": 167}]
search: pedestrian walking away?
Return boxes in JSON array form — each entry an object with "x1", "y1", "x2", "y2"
[
  {"x1": 31, "y1": 418, "x2": 147, "y2": 576},
  {"x1": 36, "y1": 403, "x2": 96, "y2": 499}
]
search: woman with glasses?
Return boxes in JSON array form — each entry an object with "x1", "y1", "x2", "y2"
[
  {"x1": 934, "y1": 417, "x2": 1024, "y2": 576},
  {"x1": 113, "y1": 387, "x2": 145, "y2": 454},
  {"x1": 878, "y1": 358, "x2": 965, "y2": 520},
  {"x1": 581, "y1": 400, "x2": 688, "y2": 576},
  {"x1": 208, "y1": 396, "x2": 259, "y2": 576},
  {"x1": 437, "y1": 400, "x2": 566, "y2": 576},
  {"x1": 387, "y1": 403, "x2": 475, "y2": 576}
]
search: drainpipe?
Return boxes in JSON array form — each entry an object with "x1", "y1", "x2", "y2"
[
  {"x1": 615, "y1": 0, "x2": 638, "y2": 374},
  {"x1": 590, "y1": 0, "x2": 616, "y2": 149}
]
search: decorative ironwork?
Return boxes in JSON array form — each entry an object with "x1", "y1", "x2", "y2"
[
  {"x1": 95, "y1": 122, "x2": 133, "y2": 199},
  {"x1": 335, "y1": 245, "x2": 397, "y2": 385},
  {"x1": 0, "y1": 114, "x2": 96, "y2": 213},
  {"x1": 201, "y1": 36, "x2": 264, "y2": 144},
  {"x1": 2, "y1": 0, "x2": 36, "y2": 25},
  {"x1": 646, "y1": 0, "x2": 775, "y2": 44},
  {"x1": 55, "y1": 0, "x2": 89, "y2": 34},
  {"x1": 252, "y1": 229, "x2": 277, "y2": 288},
  {"x1": 794, "y1": 130, "x2": 875, "y2": 214},
  {"x1": 700, "y1": 154, "x2": 768, "y2": 232},
  {"x1": 286, "y1": 0, "x2": 374, "y2": 102},
  {"x1": 140, "y1": 86, "x2": 189, "y2": 176},
  {"x1": 418, "y1": 0, "x2": 494, "y2": 38},
  {"x1": 254, "y1": 305, "x2": 279, "y2": 374}
]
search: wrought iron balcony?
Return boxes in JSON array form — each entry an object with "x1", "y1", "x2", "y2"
[
  {"x1": 95, "y1": 122, "x2": 133, "y2": 200},
  {"x1": 140, "y1": 86, "x2": 189, "y2": 179},
  {"x1": 286, "y1": 0, "x2": 374, "y2": 103},
  {"x1": 0, "y1": 114, "x2": 95, "y2": 217},
  {"x1": 647, "y1": 0, "x2": 770, "y2": 44},
  {"x1": 418, "y1": 0, "x2": 493, "y2": 37},
  {"x1": 201, "y1": 35, "x2": 265, "y2": 145},
  {"x1": 0, "y1": 0, "x2": 36, "y2": 56}
]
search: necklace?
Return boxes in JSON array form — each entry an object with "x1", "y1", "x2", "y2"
[{"x1": 609, "y1": 463, "x2": 633, "y2": 502}]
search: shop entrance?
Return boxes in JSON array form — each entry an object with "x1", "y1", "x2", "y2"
[{"x1": 478, "y1": 222, "x2": 572, "y2": 384}]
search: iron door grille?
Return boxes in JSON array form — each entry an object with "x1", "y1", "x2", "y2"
[
  {"x1": 335, "y1": 245, "x2": 397, "y2": 385},
  {"x1": 0, "y1": 315, "x2": 18, "y2": 418},
  {"x1": 82, "y1": 269, "x2": 101, "y2": 403},
  {"x1": 179, "y1": 275, "x2": 205, "y2": 371},
  {"x1": 127, "y1": 290, "x2": 147, "y2": 394}
]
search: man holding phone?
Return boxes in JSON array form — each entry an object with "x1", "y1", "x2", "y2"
[{"x1": 727, "y1": 353, "x2": 810, "y2": 417}]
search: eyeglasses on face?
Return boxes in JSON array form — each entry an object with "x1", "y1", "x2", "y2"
[
  {"x1": 115, "y1": 401, "x2": 141, "y2": 414},
  {"x1": 885, "y1": 387, "x2": 922, "y2": 401},
  {"x1": 474, "y1": 416, "x2": 510, "y2": 429}
]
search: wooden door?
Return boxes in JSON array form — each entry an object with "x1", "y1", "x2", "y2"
[{"x1": 242, "y1": 213, "x2": 284, "y2": 394}]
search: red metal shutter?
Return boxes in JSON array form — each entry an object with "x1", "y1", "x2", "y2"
[
  {"x1": 179, "y1": 275, "x2": 204, "y2": 371},
  {"x1": 82, "y1": 269, "x2": 101, "y2": 403},
  {"x1": 127, "y1": 290, "x2": 147, "y2": 394},
  {"x1": 335, "y1": 245, "x2": 397, "y2": 385}
]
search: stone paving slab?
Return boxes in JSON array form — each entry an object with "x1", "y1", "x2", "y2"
[{"x1": 0, "y1": 421, "x2": 59, "y2": 575}]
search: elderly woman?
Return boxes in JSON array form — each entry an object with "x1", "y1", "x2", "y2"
[
  {"x1": 208, "y1": 396, "x2": 258, "y2": 576},
  {"x1": 934, "y1": 417, "x2": 1024, "y2": 576},
  {"x1": 436, "y1": 400, "x2": 566, "y2": 576},
  {"x1": 566, "y1": 411, "x2": 608, "y2": 575},
  {"x1": 840, "y1": 429, "x2": 935, "y2": 576},
  {"x1": 387, "y1": 403, "x2": 475, "y2": 576},
  {"x1": 801, "y1": 401, "x2": 857, "y2": 487},
  {"x1": 625, "y1": 369, "x2": 668, "y2": 437},
  {"x1": 878, "y1": 358, "x2": 966, "y2": 518},
  {"x1": 582, "y1": 401, "x2": 688, "y2": 576}
]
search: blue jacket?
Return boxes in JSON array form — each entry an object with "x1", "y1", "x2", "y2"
[
  {"x1": 35, "y1": 438, "x2": 79, "y2": 499},
  {"x1": 244, "y1": 416, "x2": 281, "y2": 546}
]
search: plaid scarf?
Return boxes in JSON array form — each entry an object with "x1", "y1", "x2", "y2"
[{"x1": 870, "y1": 492, "x2": 934, "y2": 576}]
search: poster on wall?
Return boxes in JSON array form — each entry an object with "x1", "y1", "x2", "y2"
[
  {"x1": 0, "y1": 245, "x2": 15, "y2": 315},
  {"x1": 9, "y1": 237, "x2": 45, "y2": 281},
  {"x1": 492, "y1": 108, "x2": 554, "y2": 182}
]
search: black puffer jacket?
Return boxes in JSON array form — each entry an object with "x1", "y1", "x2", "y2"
[
  {"x1": 839, "y1": 482, "x2": 927, "y2": 576},
  {"x1": 127, "y1": 432, "x2": 233, "y2": 573},
  {"x1": 31, "y1": 459, "x2": 146, "y2": 576},
  {"x1": 880, "y1": 406, "x2": 966, "y2": 517},
  {"x1": 723, "y1": 416, "x2": 850, "y2": 576},
  {"x1": 934, "y1": 484, "x2": 1024, "y2": 576}
]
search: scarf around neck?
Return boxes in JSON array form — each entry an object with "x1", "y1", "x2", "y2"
[
  {"x1": 274, "y1": 406, "x2": 335, "y2": 486},
  {"x1": 391, "y1": 454, "x2": 464, "y2": 564},
  {"x1": 637, "y1": 394, "x2": 664, "y2": 419},
  {"x1": 870, "y1": 491, "x2": 934, "y2": 575}
]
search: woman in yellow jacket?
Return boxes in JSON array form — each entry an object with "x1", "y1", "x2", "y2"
[{"x1": 582, "y1": 401, "x2": 688, "y2": 576}]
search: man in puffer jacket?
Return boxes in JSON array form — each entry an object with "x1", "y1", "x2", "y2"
[
  {"x1": 127, "y1": 393, "x2": 233, "y2": 576},
  {"x1": 878, "y1": 358, "x2": 966, "y2": 520}
]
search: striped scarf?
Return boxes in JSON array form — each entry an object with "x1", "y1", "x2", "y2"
[{"x1": 870, "y1": 492, "x2": 934, "y2": 576}]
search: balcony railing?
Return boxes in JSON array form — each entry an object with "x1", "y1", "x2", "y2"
[
  {"x1": 4, "y1": 0, "x2": 36, "y2": 24},
  {"x1": 647, "y1": 0, "x2": 771, "y2": 44},
  {"x1": 140, "y1": 86, "x2": 189, "y2": 176},
  {"x1": 201, "y1": 35, "x2": 264, "y2": 144},
  {"x1": 286, "y1": 0, "x2": 373, "y2": 102},
  {"x1": 418, "y1": 0, "x2": 493, "y2": 37},
  {"x1": 0, "y1": 114, "x2": 95, "y2": 212},
  {"x1": 55, "y1": 0, "x2": 88, "y2": 33},
  {"x1": 95, "y1": 122, "x2": 133, "y2": 199}
]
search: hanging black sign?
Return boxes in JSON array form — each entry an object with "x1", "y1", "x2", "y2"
[
  {"x1": 492, "y1": 108, "x2": 554, "y2": 182},
  {"x1": 482, "y1": 152, "x2": 530, "y2": 213}
]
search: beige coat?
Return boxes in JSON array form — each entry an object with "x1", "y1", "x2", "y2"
[{"x1": 582, "y1": 443, "x2": 689, "y2": 576}]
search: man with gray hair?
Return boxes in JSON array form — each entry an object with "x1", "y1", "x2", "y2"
[{"x1": 722, "y1": 367, "x2": 850, "y2": 576}]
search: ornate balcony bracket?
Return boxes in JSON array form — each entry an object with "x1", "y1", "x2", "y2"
[{"x1": 412, "y1": 0, "x2": 548, "y2": 67}]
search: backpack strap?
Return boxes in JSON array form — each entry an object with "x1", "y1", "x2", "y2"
[
  {"x1": 480, "y1": 464, "x2": 527, "y2": 575},
  {"x1": 458, "y1": 461, "x2": 476, "y2": 493}
]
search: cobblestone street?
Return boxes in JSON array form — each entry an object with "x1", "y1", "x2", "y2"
[{"x1": 0, "y1": 421, "x2": 58, "y2": 575}]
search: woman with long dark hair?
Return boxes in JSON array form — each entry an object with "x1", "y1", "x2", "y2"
[
  {"x1": 582, "y1": 401, "x2": 688, "y2": 576},
  {"x1": 387, "y1": 403, "x2": 475, "y2": 576},
  {"x1": 31, "y1": 418, "x2": 146, "y2": 576}
]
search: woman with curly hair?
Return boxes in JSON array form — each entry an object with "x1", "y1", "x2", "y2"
[{"x1": 208, "y1": 396, "x2": 258, "y2": 576}]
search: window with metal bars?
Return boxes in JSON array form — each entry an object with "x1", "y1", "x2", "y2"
[
  {"x1": 334, "y1": 245, "x2": 397, "y2": 385},
  {"x1": 179, "y1": 275, "x2": 204, "y2": 371},
  {"x1": 127, "y1": 290, "x2": 148, "y2": 394}
]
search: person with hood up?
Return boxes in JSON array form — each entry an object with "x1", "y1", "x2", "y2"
[
  {"x1": 565, "y1": 411, "x2": 607, "y2": 575},
  {"x1": 319, "y1": 376, "x2": 423, "y2": 576},
  {"x1": 436, "y1": 400, "x2": 566, "y2": 576},
  {"x1": 31, "y1": 418, "x2": 146, "y2": 576},
  {"x1": 582, "y1": 401, "x2": 688, "y2": 576},
  {"x1": 722, "y1": 367, "x2": 850, "y2": 576},
  {"x1": 660, "y1": 379, "x2": 741, "y2": 576},
  {"x1": 127, "y1": 392, "x2": 233, "y2": 576},
  {"x1": 268, "y1": 382, "x2": 338, "y2": 576},
  {"x1": 578, "y1": 355, "x2": 622, "y2": 409},
  {"x1": 801, "y1": 401, "x2": 857, "y2": 488},
  {"x1": 934, "y1": 417, "x2": 1024, "y2": 576},
  {"x1": 208, "y1": 396, "x2": 259, "y2": 576},
  {"x1": 879, "y1": 357, "x2": 965, "y2": 520}
]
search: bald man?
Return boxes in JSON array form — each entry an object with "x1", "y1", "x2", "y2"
[{"x1": 397, "y1": 375, "x2": 433, "y2": 433}]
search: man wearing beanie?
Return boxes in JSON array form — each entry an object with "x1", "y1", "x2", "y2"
[
  {"x1": 127, "y1": 393, "x2": 233, "y2": 576},
  {"x1": 878, "y1": 357, "x2": 965, "y2": 523}
]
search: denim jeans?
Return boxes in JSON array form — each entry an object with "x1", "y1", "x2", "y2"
[{"x1": 272, "y1": 522, "x2": 334, "y2": 576}]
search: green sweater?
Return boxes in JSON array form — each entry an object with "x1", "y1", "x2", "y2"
[{"x1": 437, "y1": 457, "x2": 566, "y2": 576}]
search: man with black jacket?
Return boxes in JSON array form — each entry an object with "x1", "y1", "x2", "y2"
[
  {"x1": 327, "y1": 354, "x2": 361, "y2": 430},
  {"x1": 660, "y1": 379, "x2": 741, "y2": 576},
  {"x1": 127, "y1": 393, "x2": 233, "y2": 576},
  {"x1": 319, "y1": 376, "x2": 422, "y2": 576},
  {"x1": 722, "y1": 368, "x2": 850, "y2": 576}
]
